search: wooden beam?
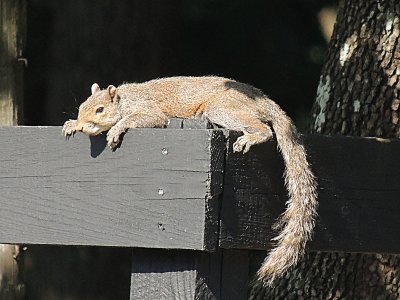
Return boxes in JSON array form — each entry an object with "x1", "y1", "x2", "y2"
[
  {"x1": 220, "y1": 132, "x2": 400, "y2": 253},
  {"x1": 0, "y1": 0, "x2": 26, "y2": 125},
  {"x1": 0, "y1": 126, "x2": 224, "y2": 250},
  {"x1": 1, "y1": 125, "x2": 400, "y2": 254}
]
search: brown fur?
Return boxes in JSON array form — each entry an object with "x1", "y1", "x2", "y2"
[{"x1": 62, "y1": 76, "x2": 318, "y2": 285}]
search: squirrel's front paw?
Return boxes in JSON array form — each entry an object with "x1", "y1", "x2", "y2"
[
  {"x1": 62, "y1": 120, "x2": 77, "y2": 138},
  {"x1": 106, "y1": 126, "x2": 126, "y2": 151}
]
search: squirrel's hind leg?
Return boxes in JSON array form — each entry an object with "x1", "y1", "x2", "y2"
[{"x1": 204, "y1": 102, "x2": 273, "y2": 153}]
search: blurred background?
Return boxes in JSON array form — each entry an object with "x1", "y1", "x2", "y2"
[
  {"x1": 18, "y1": 0, "x2": 338, "y2": 299},
  {"x1": 25, "y1": 0, "x2": 337, "y2": 132}
]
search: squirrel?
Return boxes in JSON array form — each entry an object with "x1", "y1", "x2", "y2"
[{"x1": 62, "y1": 76, "x2": 318, "y2": 286}]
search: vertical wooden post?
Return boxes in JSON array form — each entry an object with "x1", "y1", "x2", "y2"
[
  {"x1": 0, "y1": 0, "x2": 26, "y2": 299},
  {"x1": 129, "y1": 249, "x2": 251, "y2": 300},
  {"x1": 130, "y1": 249, "x2": 222, "y2": 300},
  {"x1": 0, "y1": 0, "x2": 26, "y2": 125}
]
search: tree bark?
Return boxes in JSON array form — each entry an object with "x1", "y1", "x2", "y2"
[{"x1": 250, "y1": 0, "x2": 400, "y2": 299}]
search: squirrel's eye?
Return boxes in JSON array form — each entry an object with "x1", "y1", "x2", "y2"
[{"x1": 96, "y1": 107, "x2": 104, "y2": 114}]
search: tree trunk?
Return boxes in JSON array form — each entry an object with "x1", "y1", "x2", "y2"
[{"x1": 250, "y1": 0, "x2": 400, "y2": 299}]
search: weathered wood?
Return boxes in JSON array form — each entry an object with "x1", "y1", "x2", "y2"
[
  {"x1": 220, "y1": 132, "x2": 400, "y2": 253},
  {"x1": 0, "y1": 126, "x2": 224, "y2": 250},
  {"x1": 1, "y1": 125, "x2": 400, "y2": 254},
  {"x1": 0, "y1": 0, "x2": 26, "y2": 125},
  {"x1": 220, "y1": 132, "x2": 286, "y2": 251},
  {"x1": 129, "y1": 121, "x2": 242, "y2": 300},
  {"x1": 165, "y1": 119, "x2": 226, "y2": 251},
  {"x1": 130, "y1": 249, "x2": 221, "y2": 300},
  {"x1": 130, "y1": 249, "x2": 250, "y2": 300}
]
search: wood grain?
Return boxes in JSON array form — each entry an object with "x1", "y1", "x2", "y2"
[
  {"x1": 0, "y1": 126, "x2": 224, "y2": 250},
  {"x1": 1, "y1": 125, "x2": 400, "y2": 254},
  {"x1": 130, "y1": 249, "x2": 221, "y2": 300},
  {"x1": 130, "y1": 248, "x2": 249, "y2": 300},
  {"x1": 220, "y1": 132, "x2": 400, "y2": 253}
]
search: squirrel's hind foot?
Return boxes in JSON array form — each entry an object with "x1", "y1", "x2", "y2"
[{"x1": 233, "y1": 132, "x2": 273, "y2": 154}]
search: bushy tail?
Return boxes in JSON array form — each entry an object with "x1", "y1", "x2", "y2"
[{"x1": 257, "y1": 108, "x2": 318, "y2": 286}]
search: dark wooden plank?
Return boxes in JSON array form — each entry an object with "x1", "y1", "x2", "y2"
[
  {"x1": 220, "y1": 132, "x2": 287, "y2": 250},
  {"x1": 203, "y1": 131, "x2": 226, "y2": 251},
  {"x1": 308, "y1": 135, "x2": 400, "y2": 253},
  {"x1": 0, "y1": 126, "x2": 224, "y2": 250},
  {"x1": 220, "y1": 133, "x2": 400, "y2": 253},
  {"x1": 2, "y1": 124, "x2": 400, "y2": 253},
  {"x1": 130, "y1": 249, "x2": 221, "y2": 300}
]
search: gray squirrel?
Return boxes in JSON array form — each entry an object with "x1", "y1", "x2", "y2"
[{"x1": 62, "y1": 76, "x2": 318, "y2": 285}]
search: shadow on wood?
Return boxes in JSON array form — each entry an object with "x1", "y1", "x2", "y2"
[{"x1": 89, "y1": 134, "x2": 107, "y2": 157}]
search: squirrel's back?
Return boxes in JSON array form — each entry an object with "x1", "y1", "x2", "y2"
[{"x1": 117, "y1": 76, "x2": 267, "y2": 118}]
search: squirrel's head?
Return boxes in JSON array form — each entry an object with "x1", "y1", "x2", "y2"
[{"x1": 75, "y1": 83, "x2": 122, "y2": 136}]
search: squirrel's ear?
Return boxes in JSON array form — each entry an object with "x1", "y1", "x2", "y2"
[
  {"x1": 107, "y1": 85, "x2": 117, "y2": 101},
  {"x1": 91, "y1": 83, "x2": 100, "y2": 95}
]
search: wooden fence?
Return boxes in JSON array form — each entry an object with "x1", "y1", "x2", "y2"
[{"x1": 0, "y1": 119, "x2": 399, "y2": 299}]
